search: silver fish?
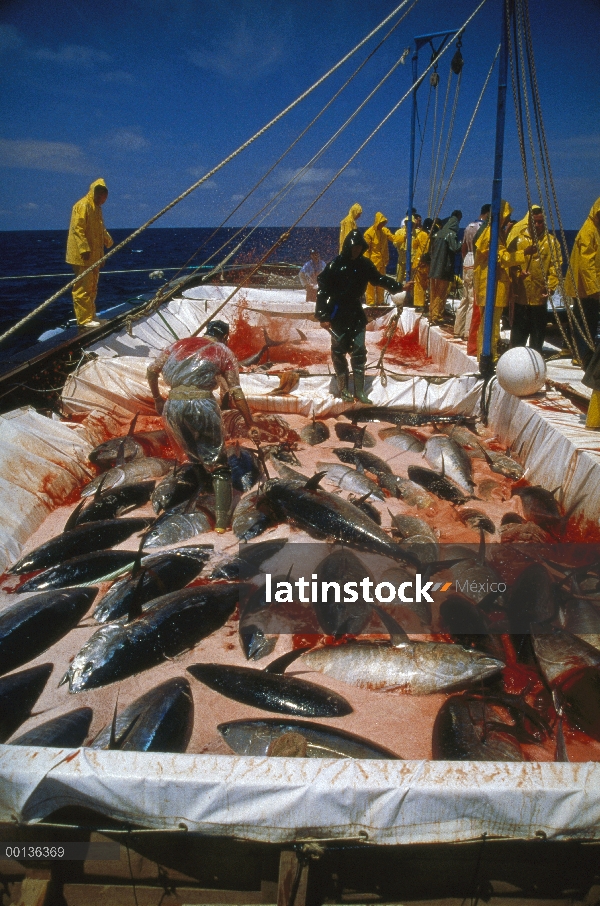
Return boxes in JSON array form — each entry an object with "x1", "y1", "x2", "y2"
[
  {"x1": 432, "y1": 697, "x2": 524, "y2": 761},
  {"x1": 439, "y1": 424, "x2": 486, "y2": 458},
  {"x1": 300, "y1": 413, "x2": 330, "y2": 446},
  {"x1": 457, "y1": 508, "x2": 495, "y2": 534},
  {"x1": 144, "y1": 504, "x2": 212, "y2": 548},
  {"x1": 378, "y1": 427, "x2": 424, "y2": 453},
  {"x1": 424, "y1": 435, "x2": 474, "y2": 495},
  {"x1": 92, "y1": 678, "x2": 194, "y2": 752},
  {"x1": 218, "y1": 718, "x2": 400, "y2": 759},
  {"x1": 315, "y1": 462, "x2": 384, "y2": 499},
  {"x1": 82, "y1": 458, "x2": 174, "y2": 497},
  {"x1": 383, "y1": 476, "x2": 434, "y2": 509},
  {"x1": 388, "y1": 513, "x2": 438, "y2": 564},
  {"x1": 297, "y1": 641, "x2": 504, "y2": 694},
  {"x1": 478, "y1": 444, "x2": 525, "y2": 480}
]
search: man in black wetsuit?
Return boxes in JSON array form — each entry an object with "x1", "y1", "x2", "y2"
[{"x1": 315, "y1": 229, "x2": 407, "y2": 404}]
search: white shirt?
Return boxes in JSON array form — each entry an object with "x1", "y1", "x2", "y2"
[{"x1": 299, "y1": 258, "x2": 326, "y2": 288}]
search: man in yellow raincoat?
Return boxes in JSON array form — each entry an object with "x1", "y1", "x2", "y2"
[
  {"x1": 475, "y1": 199, "x2": 525, "y2": 361},
  {"x1": 364, "y1": 211, "x2": 395, "y2": 306},
  {"x1": 339, "y1": 203, "x2": 362, "y2": 252},
  {"x1": 565, "y1": 197, "x2": 600, "y2": 372},
  {"x1": 393, "y1": 215, "x2": 429, "y2": 308},
  {"x1": 508, "y1": 205, "x2": 562, "y2": 354},
  {"x1": 66, "y1": 179, "x2": 113, "y2": 327}
]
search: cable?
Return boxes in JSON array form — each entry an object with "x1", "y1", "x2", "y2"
[
  {"x1": 429, "y1": 65, "x2": 454, "y2": 217},
  {"x1": 431, "y1": 66, "x2": 462, "y2": 217},
  {"x1": 0, "y1": 0, "x2": 417, "y2": 348}
]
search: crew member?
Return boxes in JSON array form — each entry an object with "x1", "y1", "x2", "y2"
[
  {"x1": 363, "y1": 212, "x2": 395, "y2": 306},
  {"x1": 316, "y1": 230, "x2": 406, "y2": 404},
  {"x1": 508, "y1": 205, "x2": 562, "y2": 354},
  {"x1": 147, "y1": 321, "x2": 260, "y2": 533},
  {"x1": 466, "y1": 205, "x2": 491, "y2": 355},
  {"x1": 456, "y1": 204, "x2": 490, "y2": 340},
  {"x1": 339, "y1": 203, "x2": 362, "y2": 252},
  {"x1": 565, "y1": 196, "x2": 600, "y2": 368},
  {"x1": 299, "y1": 248, "x2": 326, "y2": 303},
  {"x1": 475, "y1": 200, "x2": 525, "y2": 362},
  {"x1": 393, "y1": 208, "x2": 417, "y2": 282},
  {"x1": 66, "y1": 179, "x2": 113, "y2": 328},
  {"x1": 428, "y1": 210, "x2": 462, "y2": 325}
]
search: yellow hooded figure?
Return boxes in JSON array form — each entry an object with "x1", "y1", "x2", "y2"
[
  {"x1": 339, "y1": 203, "x2": 363, "y2": 252},
  {"x1": 364, "y1": 212, "x2": 395, "y2": 305},
  {"x1": 564, "y1": 197, "x2": 600, "y2": 299},
  {"x1": 474, "y1": 199, "x2": 525, "y2": 360},
  {"x1": 66, "y1": 179, "x2": 113, "y2": 326}
]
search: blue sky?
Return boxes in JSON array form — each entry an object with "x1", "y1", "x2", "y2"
[{"x1": 0, "y1": 0, "x2": 598, "y2": 231}]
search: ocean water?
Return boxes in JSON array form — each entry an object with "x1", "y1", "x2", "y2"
[{"x1": 0, "y1": 226, "x2": 576, "y2": 358}]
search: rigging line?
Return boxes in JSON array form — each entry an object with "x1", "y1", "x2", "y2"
[
  {"x1": 512, "y1": 1, "x2": 579, "y2": 353},
  {"x1": 152, "y1": 39, "x2": 418, "y2": 306},
  {"x1": 414, "y1": 81, "x2": 433, "y2": 196},
  {"x1": 429, "y1": 64, "x2": 453, "y2": 218},
  {"x1": 0, "y1": 0, "x2": 417, "y2": 348},
  {"x1": 152, "y1": 0, "x2": 420, "y2": 300},
  {"x1": 432, "y1": 67, "x2": 462, "y2": 217},
  {"x1": 0, "y1": 267, "x2": 198, "y2": 281},
  {"x1": 427, "y1": 71, "x2": 440, "y2": 218},
  {"x1": 521, "y1": 0, "x2": 592, "y2": 352},
  {"x1": 184, "y1": 0, "x2": 491, "y2": 339},
  {"x1": 434, "y1": 46, "x2": 499, "y2": 217}
]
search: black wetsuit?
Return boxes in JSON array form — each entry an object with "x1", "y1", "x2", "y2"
[{"x1": 315, "y1": 230, "x2": 403, "y2": 374}]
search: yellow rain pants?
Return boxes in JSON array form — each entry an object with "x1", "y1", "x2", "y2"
[
  {"x1": 587, "y1": 390, "x2": 600, "y2": 429},
  {"x1": 66, "y1": 178, "x2": 113, "y2": 325}
]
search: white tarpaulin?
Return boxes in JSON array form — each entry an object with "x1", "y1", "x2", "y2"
[
  {"x1": 0, "y1": 745, "x2": 599, "y2": 843},
  {"x1": 0, "y1": 409, "x2": 93, "y2": 572}
]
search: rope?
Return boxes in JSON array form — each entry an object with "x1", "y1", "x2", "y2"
[
  {"x1": 413, "y1": 81, "x2": 433, "y2": 196},
  {"x1": 428, "y1": 63, "x2": 453, "y2": 218},
  {"x1": 0, "y1": 267, "x2": 196, "y2": 281},
  {"x1": 434, "y1": 46, "x2": 499, "y2": 216},
  {"x1": 431, "y1": 66, "x2": 463, "y2": 217},
  {"x1": 0, "y1": 0, "x2": 416, "y2": 348},
  {"x1": 147, "y1": 2, "x2": 419, "y2": 303},
  {"x1": 427, "y1": 68, "x2": 440, "y2": 218},
  {"x1": 184, "y1": 0, "x2": 490, "y2": 338}
]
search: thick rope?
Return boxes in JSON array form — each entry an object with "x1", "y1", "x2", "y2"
[
  {"x1": 427, "y1": 71, "x2": 440, "y2": 218},
  {"x1": 0, "y1": 0, "x2": 416, "y2": 348},
  {"x1": 413, "y1": 81, "x2": 433, "y2": 197},
  {"x1": 428, "y1": 64, "x2": 453, "y2": 218},
  {"x1": 431, "y1": 67, "x2": 463, "y2": 218}
]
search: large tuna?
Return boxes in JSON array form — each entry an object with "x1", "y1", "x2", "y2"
[
  {"x1": 16, "y1": 551, "x2": 139, "y2": 593},
  {"x1": 10, "y1": 708, "x2": 93, "y2": 748},
  {"x1": 218, "y1": 718, "x2": 400, "y2": 758},
  {"x1": 0, "y1": 664, "x2": 53, "y2": 743}
]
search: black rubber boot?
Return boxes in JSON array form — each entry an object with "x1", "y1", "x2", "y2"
[
  {"x1": 336, "y1": 371, "x2": 354, "y2": 402},
  {"x1": 212, "y1": 469, "x2": 233, "y2": 534},
  {"x1": 353, "y1": 369, "x2": 373, "y2": 404}
]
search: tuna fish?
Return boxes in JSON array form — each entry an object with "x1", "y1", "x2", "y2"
[
  {"x1": 313, "y1": 549, "x2": 372, "y2": 636},
  {"x1": 81, "y1": 457, "x2": 174, "y2": 498},
  {"x1": 93, "y1": 547, "x2": 213, "y2": 623},
  {"x1": 0, "y1": 663, "x2": 53, "y2": 743},
  {"x1": 10, "y1": 518, "x2": 151, "y2": 575},
  {"x1": 457, "y1": 508, "x2": 495, "y2": 534},
  {"x1": 269, "y1": 458, "x2": 309, "y2": 483},
  {"x1": 295, "y1": 640, "x2": 504, "y2": 694},
  {"x1": 378, "y1": 427, "x2": 424, "y2": 453},
  {"x1": 388, "y1": 513, "x2": 438, "y2": 563},
  {"x1": 424, "y1": 435, "x2": 474, "y2": 495},
  {"x1": 560, "y1": 597, "x2": 600, "y2": 651},
  {"x1": 232, "y1": 491, "x2": 276, "y2": 541},
  {"x1": 315, "y1": 462, "x2": 384, "y2": 499},
  {"x1": 151, "y1": 464, "x2": 208, "y2": 514},
  {"x1": 448, "y1": 534, "x2": 502, "y2": 605},
  {"x1": 432, "y1": 696, "x2": 524, "y2": 761},
  {"x1": 89, "y1": 421, "x2": 171, "y2": 467},
  {"x1": 259, "y1": 477, "x2": 419, "y2": 566},
  {"x1": 334, "y1": 423, "x2": 376, "y2": 448},
  {"x1": 344, "y1": 409, "x2": 477, "y2": 429},
  {"x1": 91, "y1": 678, "x2": 194, "y2": 752},
  {"x1": 300, "y1": 413, "x2": 330, "y2": 446},
  {"x1": 511, "y1": 485, "x2": 562, "y2": 528},
  {"x1": 62, "y1": 583, "x2": 243, "y2": 693},
  {"x1": 239, "y1": 624, "x2": 277, "y2": 661},
  {"x1": 407, "y1": 465, "x2": 469, "y2": 504},
  {"x1": 347, "y1": 493, "x2": 381, "y2": 525},
  {"x1": 16, "y1": 551, "x2": 139, "y2": 593},
  {"x1": 506, "y1": 563, "x2": 557, "y2": 631},
  {"x1": 187, "y1": 662, "x2": 353, "y2": 717},
  {"x1": 382, "y1": 476, "x2": 434, "y2": 508},
  {"x1": 10, "y1": 708, "x2": 93, "y2": 748},
  {"x1": 439, "y1": 424, "x2": 486, "y2": 457},
  {"x1": 0, "y1": 588, "x2": 98, "y2": 675},
  {"x1": 218, "y1": 718, "x2": 400, "y2": 758},
  {"x1": 477, "y1": 444, "x2": 525, "y2": 480},
  {"x1": 143, "y1": 503, "x2": 212, "y2": 548},
  {"x1": 228, "y1": 446, "x2": 262, "y2": 492},
  {"x1": 66, "y1": 482, "x2": 155, "y2": 529},
  {"x1": 209, "y1": 539, "x2": 288, "y2": 581},
  {"x1": 332, "y1": 448, "x2": 392, "y2": 482}
]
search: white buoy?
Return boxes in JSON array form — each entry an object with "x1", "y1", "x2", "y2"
[{"x1": 496, "y1": 346, "x2": 546, "y2": 396}]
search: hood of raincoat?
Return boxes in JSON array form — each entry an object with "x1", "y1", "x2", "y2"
[
  {"x1": 475, "y1": 199, "x2": 512, "y2": 249},
  {"x1": 341, "y1": 229, "x2": 368, "y2": 258},
  {"x1": 349, "y1": 203, "x2": 362, "y2": 219},
  {"x1": 435, "y1": 214, "x2": 460, "y2": 243},
  {"x1": 588, "y1": 197, "x2": 600, "y2": 222},
  {"x1": 373, "y1": 211, "x2": 388, "y2": 230},
  {"x1": 87, "y1": 179, "x2": 108, "y2": 203}
]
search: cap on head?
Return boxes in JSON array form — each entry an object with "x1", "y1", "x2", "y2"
[{"x1": 205, "y1": 320, "x2": 229, "y2": 341}]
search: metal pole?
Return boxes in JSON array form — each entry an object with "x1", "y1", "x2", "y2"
[
  {"x1": 479, "y1": 0, "x2": 511, "y2": 377},
  {"x1": 406, "y1": 48, "x2": 419, "y2": 281}
]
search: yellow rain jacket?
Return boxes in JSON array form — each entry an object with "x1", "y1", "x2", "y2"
[
  {"x1": 66, "y1": 179, "x2": 113, "y2": 267},
  {"x1": 393, "y1": 223, "x2": 428, "y2": 271},
  {"x1": 564, "y1": 197, "x2": 600, "y2": 298},
  {"x1": 474, "y1": 200, "x2": 524, "y2": 309},
  {"x1": 339, "y1": 203, "x2": 363, "y2": 252},
  {"x1": 508, "y1": 225, "x2": 562, "y2": 306},
  {"x1": 364, "y1": 212, "x2": 394, "y2": 270}
]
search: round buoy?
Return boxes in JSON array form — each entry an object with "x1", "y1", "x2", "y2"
[{"x1": 496, "y1": 347, "x2": 546, "y2": 396}]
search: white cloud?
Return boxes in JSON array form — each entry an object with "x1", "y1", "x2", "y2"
[
  {"x1": 0, "y1": 139, "x2": 89, "y2": 173},
  {"x1": 104, "y1": 130, "x2": 149, "y2": 151},
  {"x1": 187, "y1": 18, "x2": 283, "y2": 79},
  {"x1": 21, "y1": 202, "x2": 38, "y2": 210},
  {"x1": 32, "y1": 44, "x2": 111, "y2": 67},
  {"x1": 0, "y1": 23, "x2": 23, "y2": 53},
  {"x1": 186, "y1": 167, "x2": 218, "y2": 188}
]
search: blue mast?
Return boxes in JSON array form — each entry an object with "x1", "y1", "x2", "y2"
[
  {"x1": 406, "y1": 30, "x2": 459, "y2": 281},
  {"x1": 479, "y1": 0, "x2": 513, "y2": 377}
]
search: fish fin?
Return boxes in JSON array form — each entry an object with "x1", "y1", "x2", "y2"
[
  {"x1": 127, "y1": 569, "x2": 147, "y2": 622},
  {"x1": 356, "y1": 426, "x2": 366, "y2": 450},
  {"x1": 440, "y1": 453, "x2": 446, "y2": 479},
  {"x1": 58, "y1": 672, "x2": 69, "y2": 687},
  {"x1": 305, "y1": 471, "x2": 327, "y2": 491},
  {"x1": 108, "y1": 692, "x2": 120, "y2": 750},
  {"x1": 475, "y1": 440, "x2": 494, "y2": 466},
  {"x1": 128, "y1": 413, "x2": 140, "y2": 436},
  {"x1": 370, "y1": 602, "x2": 409, "y2": 646},
  {"x1": 550, "y1": 486, "x2": 562, "y2": 497},
  {"x1": 477, "y1": 527, "x2": 486, "y2": 566},
  {"x1": 285, "y1": 563, "x2": 294, "y2": 583},
  {"x1": 64, "y1": 498, "x2": 87, "y2": 532},
  {"x1": 296, "y1": 328, "x2": 307, "y2": 341},
  {"x1": 424, "y1": 557, "x2": 469, "y2": 579},
  {"x1": 264, "y1": 647, "x2": 311, "y2": 674},
  {"x1": 115, "y1": 440, "x2": 127, "y2": 469},
  {"x1": 93, "y1": 472, "x2": 110, "y2": 501},
  {"x1": 356, "y1": 490, "x2": 372, "y2": 505},
  {"x1": 131, "y1": 529, "x2": 149, "y2": 578},
  {"x1": 554, "y1": 716, "x2": 569, "y2": 762},
  {"x1": 312, "y1": 408, "x2": 316, "y2": 427}
]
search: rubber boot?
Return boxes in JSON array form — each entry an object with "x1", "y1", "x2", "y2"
[
  {"x1": 353, "y1": 369, "x2": 373, "y2": 404},
  {"x1": 336, "y1": 371, "x2": 354, "y2": 403},
  {"x1": 212, "y1": 470, "x2": 233, "y2": 534}
]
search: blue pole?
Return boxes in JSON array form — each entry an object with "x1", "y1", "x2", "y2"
[
  {"x1": 406, "y1": 48, "x2": 419, "y2": 281},
  {"x1": 479, "y1": 0, "x2": 511, "y2": 376}
]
